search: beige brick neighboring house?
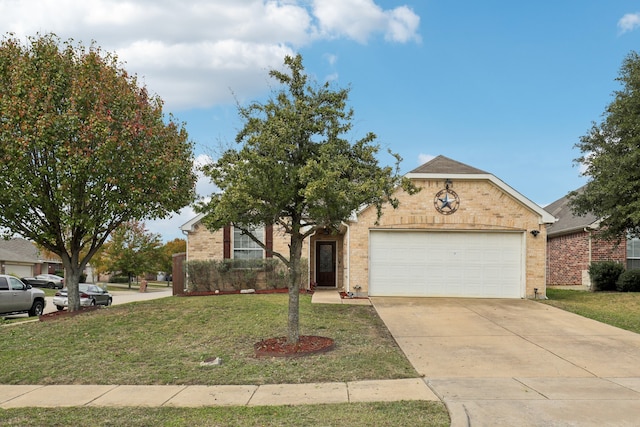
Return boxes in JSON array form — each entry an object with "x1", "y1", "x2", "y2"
[{"x1": 181, "y1": 155, "x2": 556, "y2": 298}]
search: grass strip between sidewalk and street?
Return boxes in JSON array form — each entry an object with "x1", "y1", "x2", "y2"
[{"x1": 0, "y1": 401, "x2": 449, "y2": 427}]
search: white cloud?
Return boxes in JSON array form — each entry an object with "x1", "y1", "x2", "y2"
[
  {"x1": 618, "y1": 13, "x2": 640, "y2": 34},
  {"x1": 418, "y1": 153, "x2": 436, "y2": 165},
  {"x1": 312, "y1": 0, "x2": 420, "y2": 44},
  {"x1": 386, "y1": 5, "x2": 421, "y2": 43},
  {"x1": 0, "y1": 0, "x2": 420, "y2": 110}
]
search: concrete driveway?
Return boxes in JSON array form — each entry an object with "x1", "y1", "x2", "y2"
[{"x1": 371, "y1": 297, "x2": 640, "y2": 426}]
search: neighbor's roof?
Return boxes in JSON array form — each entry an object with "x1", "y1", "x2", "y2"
[
  {"x1": 406, "y1": 155, "x2": 557, "y2": 225},
  {"x1": 544, "y1": 186, "x2": 600, "y2": 237},
  {"x1": 0, "y1": 238, "x2": 40, "y2": 263}
]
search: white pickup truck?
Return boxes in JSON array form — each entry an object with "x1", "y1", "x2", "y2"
[{"x1": 0, "y1": 274, "x2": 46, "y2": 317}]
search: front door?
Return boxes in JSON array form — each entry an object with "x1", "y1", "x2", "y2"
[{"x1": 316, "y1": 241, "x2": 336, "y2": 287}]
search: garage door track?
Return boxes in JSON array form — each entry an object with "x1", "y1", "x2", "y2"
[{"x1": 371, "y1": 297, "x2": 640, "y2": 426}]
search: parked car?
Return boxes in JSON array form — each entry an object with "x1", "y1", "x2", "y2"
[
  {"x1": 0, "y1": 275, "x2": 46, "y2": 317},
  {"x1": 53, "y1": 283, "x2": 112, "y2": 310},
  {"x1": 21, "y1": 274, "x2": 64, "y2": 289}
]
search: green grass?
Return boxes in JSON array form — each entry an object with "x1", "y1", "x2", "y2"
[
  {"x1": 541, "y1": 288, "x2": 640, "y2": 333},
  {"x1": 0, "y1": 294, "x2": 417, "y2": 385},
  {"x1": 0, "y1": 401, "x2": 449, "y2": 427},
  {"x1": 0, "y1": 294, "x2": 449, "y2": 425}
]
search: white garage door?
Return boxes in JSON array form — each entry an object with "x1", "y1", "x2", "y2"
[
  {"x1": 4, "y1": 264, "x2": 33, "y2": 278},
  {"x1": 369, "y1": 231, "x2": 523, "y2": 298}
]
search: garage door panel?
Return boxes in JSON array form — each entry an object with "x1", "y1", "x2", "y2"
[{"x1": 369, "y1": 231, "x2": 523, "y2": 298}]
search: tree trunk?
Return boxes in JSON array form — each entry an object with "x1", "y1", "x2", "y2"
[
  {"x1": 287, "y1": 233, "x2": 304, "y2": 344},
  {"x1": 61, "y1": 254, "x2": 84, "y2": 312}
]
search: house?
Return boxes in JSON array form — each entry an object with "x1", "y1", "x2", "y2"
[
  {"x1": 181, "y1": 155, "x2": 556, "y2": 298},
  {"x1": 544, "y1": 187, "x2": 638, "y2": 287},
  {"x1": 0, "y1": 238, "x2": 41, "y2": 277}
]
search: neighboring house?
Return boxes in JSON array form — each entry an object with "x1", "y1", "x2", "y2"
[
  {"x1": 544, "y1": 187, "x2": 637, "y2": 287},
  {"x1": 181, "y1": 155, "x2": 556, "y2": 299},
  {"x1": 0, "y1": 238, "x2": 41, "y2": 277}
]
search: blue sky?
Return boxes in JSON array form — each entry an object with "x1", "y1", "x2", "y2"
[{"x1": 2, "y1": 1, "x2": 640, "y2": 241}]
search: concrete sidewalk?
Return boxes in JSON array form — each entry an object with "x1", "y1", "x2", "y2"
[{"x1": 0, "y1": 378, "x2": 439, "y2": 408}]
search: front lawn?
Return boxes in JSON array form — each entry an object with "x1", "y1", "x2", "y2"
[
  {"x1": 0, "y1": 294, "x2": 451, "y2": 426},
  {"x1": 541, "y1": 288, "x2": 640, "y2": 334},
  {"x1": 0, "y1": 294, "x2": 417, "y2": 385}
]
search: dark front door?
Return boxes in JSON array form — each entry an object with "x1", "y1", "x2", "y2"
[{"x1": 316, "y1": 241, "x2": 336, "y2": 287}]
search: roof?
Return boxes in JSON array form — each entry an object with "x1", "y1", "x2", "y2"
[
  {"x1": 181, "y1": 155, "x2": 558, "y2": 229},
  {"x1": 407, "y1": 155, "x2": 557, "y2": 225},
  {"x1": 544, "y1": 186, "x2": 599, "y2": 237},
  {"x1": 180, "y1": 213, "x2": 206, "y2": 233},
  {"x1": 409, "y1": 155, "x2": 488, "y2": 174},
  {"x1": 0, "y1": 238, "x2": 41, "y2": 263}
]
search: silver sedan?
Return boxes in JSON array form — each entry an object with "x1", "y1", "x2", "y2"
[{"x1": 53, "y1": 283, "x2": 112, "y2": 310}]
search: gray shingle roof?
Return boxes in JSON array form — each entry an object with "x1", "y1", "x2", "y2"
[
  {"x1": 409, "y1": 155, "x2": 488, "y2": 175},
  {"x1": 0, "y1": 238, "x2": 41, "y2": 263},
  {"x1": 544, "y1": 186, "x2": 599, "y2": 237}
]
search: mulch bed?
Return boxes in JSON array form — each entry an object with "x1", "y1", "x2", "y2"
[
  {"x1": 254, "y1": 335, "x2": 335, "y2": 358},
  {"x1": 39, "y1": 305, "x2": 101, "y2": 322}
]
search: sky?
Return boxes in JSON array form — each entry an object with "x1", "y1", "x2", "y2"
[{"x1": 2, "y1": 0, "x2": 640, "y2": 242}]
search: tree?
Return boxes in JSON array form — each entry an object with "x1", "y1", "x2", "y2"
[
  {"x1": 197, "y1": 54, "x2": 416, "y2": 344},
  {"x1": 158, "y1": 238, "x2": 186, "y2": 279},
  {"x1": 0, "y1": 34, "x2": 196, "y2": 310},
  {"x1": 104, "y1": 221, "x2": 162, "y2": 288},
  {"x1": 571, "y1": 51, "x2": 640, "y2": 240}
]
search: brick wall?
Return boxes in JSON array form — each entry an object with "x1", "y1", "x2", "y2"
[
  {"x1": 348, "y1": 178, "x2": 548, "y2": 298},
  {"x1": 186, "y1": 223, "x2": 307, "y2": 270},
  {"x1": 546, "y1": 230, "x2": 626, "y2": 286}
]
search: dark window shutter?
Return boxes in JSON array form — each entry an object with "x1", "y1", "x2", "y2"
[
  {"x1": 223, "y1": 225, "x2": 231, "y2": 259},
  {"x1": 265, "y1": 224, "x2": 273, "y2": 258}
]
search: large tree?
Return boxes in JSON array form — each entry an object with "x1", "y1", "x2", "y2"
[
  {"x1": 571, "y1": 51, "x2": 640, "y2": 240},
  {"x1": 197, "y1": 54, "x2": 416, "y2": 344},
  {"x1": 0, "y1": 34, "x2": 196, "y2": 310},
  {"x1": 104, "y1": 221, "x2": 162, "y2": 288}
]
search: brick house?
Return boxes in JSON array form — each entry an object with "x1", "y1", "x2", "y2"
[
  {"x1": 0, "y1": 238, "x2": 41, "y2": 277},
  {"x1": 181, "y1": 155, "x2": 556, "y2": 298},
  {"x1": 544, "y1": 188, "x2": 637, "y2": 287}
]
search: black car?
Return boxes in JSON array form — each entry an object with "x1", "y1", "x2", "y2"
[{"x1": 21, "y1": 274, "x2": 64, "y2": 289}]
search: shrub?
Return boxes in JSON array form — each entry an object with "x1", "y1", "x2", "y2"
[
  {"x1": 109, "y1": 275, "x2": 130, "y2": 283},
  {"x1": 185, "y1": 258, "x2": 308, "y2": 292},
  {"x1": 588, "y1": 261, "x2": 625, "y2": 291},
  {"x1": 617, "y1": 269, "x2": 640, "y2": 292}
]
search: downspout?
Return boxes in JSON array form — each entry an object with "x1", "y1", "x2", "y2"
[
  {"x1": 585, "y1": 227, "x2": 592, "y2": 290},
  {"x1": 342, "y1": 221, "x2": 351, "y2": 293},
  {"x1": 585, "y1": 228, "x2": 592, "y2": 264},
  {"x1": 182, "y1": 230, "x2": 190, "y2": 293},
  {"x1": 308, "y1": 229, "x2": 316, "y2": 291}
]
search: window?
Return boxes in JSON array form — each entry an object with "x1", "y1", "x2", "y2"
[
  {"x1": 0, "y1": 277, "x2": 8, "y2": 290},
  {"x1": 233, "y1": 226, "x2": 264, "y2": 260},
  {"x1": 628, "y1": 237, "x2": 640, "y2": 270},
  {"x1": 9, "y1": 277, "x2": 25, "y2": 290}
]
